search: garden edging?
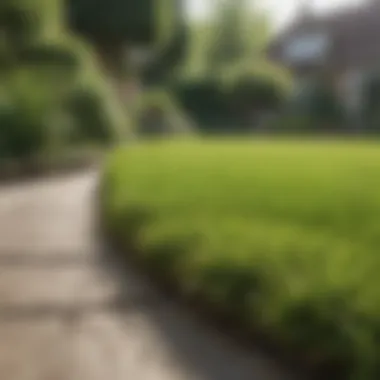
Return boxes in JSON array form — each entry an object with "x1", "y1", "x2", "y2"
[{"x1": 97, "y1": 191, "x2": 345, "y2": 380}]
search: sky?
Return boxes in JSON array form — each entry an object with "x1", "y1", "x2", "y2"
[{"x1": 186, "y1": 0, "x2": 366, "y2": 28}]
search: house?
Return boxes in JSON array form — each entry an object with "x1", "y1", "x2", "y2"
[{"x1": 267, "y1": 0, "x2": 380, "y2": 118}]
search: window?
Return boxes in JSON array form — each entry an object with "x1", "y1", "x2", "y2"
[{"x1": 283, "y1": 33, "x2": 329, "y2": 64}]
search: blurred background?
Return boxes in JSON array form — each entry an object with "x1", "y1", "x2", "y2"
[
  {"x1": 2, "y1": 0, "x2": 380, "y2": 163},
  {"x1": 1, "y1": 1, "x2": 380, "y2": 379}
]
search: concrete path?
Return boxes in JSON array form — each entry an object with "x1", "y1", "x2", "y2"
[{"x1": 0, "y1": 171, "x2": 296, "y2": 380}]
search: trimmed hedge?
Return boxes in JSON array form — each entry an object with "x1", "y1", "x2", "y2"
[
  {"x1": 171, "y1": 77, "x2": 234, "y2": 130},
  {"x1": 362, "y1": 73, "x2": 380, "y2": 131},
  {"x1": 67, "y1": 0, "x2": 185, "y2": 47},
  {"x1": 66, "y1": 85, "x2": 122, "y2": 144},
  {"x1": 171, "y1": 63, "x2": 291, "y2": 132},
  {"x1": 131, "y1": 89, "x2": 194, "y2": 136},
  {"x1": 0, "y1": 0, "x2": 129, "y2": 164},
  {"x1": 0, "y1": 100, "x2": 47, "y2": 159},
  {"x1": 288, "y1": 81, "x2": 345, "y2": 131}
]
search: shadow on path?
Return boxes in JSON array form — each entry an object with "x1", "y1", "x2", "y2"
[
  {"x1": 0, "y1": 251, "x2": 91, "y2": 268},
  {"x1": 95, "y1": 239, "x2": 300, "y2": 380},
  {"x1": 0, "y1": 172, "x2": 300, "y2": 380}
]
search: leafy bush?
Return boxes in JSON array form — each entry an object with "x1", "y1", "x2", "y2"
[
  {"x1": 257, "y1": 114, "x2": 311, "y2": 134},
  {"x1": 229, "y1": 76, "x2": 285, "y2": 110},
  {"x1": 171, "y1": 77, "x2": 234, "y2": 130},
  {"x1": 68, "y1": 0, "x2": 185, "y2": 46},
  {"x1": 222, "y1": 63, "x2": 291, "y2": 128},
  {"x1": 289, "y1": 80, "x2": 345, "y2": 130},
  {"x1": 0, "y1": 100, "x2": 47, "y2": 160},
  {"x1": 0, "y1": 0, "x2": 129, "y2": 166},
  {"x1": 0, "y1": 2, "x2": 41, "y2": 53},
  {"x1": 17, "y1": 41, "x2": 80, "y2": 69},
  {"x1": 132, "y1": 89, "x2": 194, "y2": 137},
  {"x1": 65, "y1": 85, "x2": 122, "y2": 145},
  {"x1": 142, "y1": 25, "x2": 188, "y2": 85},
  {"x1": 228, "y1": 79, "x2": 288, "y2": 129},
  {"x1": 171, "y1": 62, "x2": 292, "y2": 131},
  {"x1": 362, "y1": 73, "x2": 380, "y2": 131},
  {"x1": 0, "y1": 63, "x2": 62, "y2": 161}
]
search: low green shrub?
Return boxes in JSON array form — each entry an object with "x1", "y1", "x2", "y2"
[
  {"x1": 259, "y1": 114, "x2": 313, "y2": 134},
  {"x1": 171, "y1": 77, "x2": 235, "y2": 130},
  {"x1": 66, "y1": 86, "x2": 119, "y2": 144},
  {"x1": 0, "y1": 2, "x2": 41, "y2": 53},
  {"x1": 131, "y1": 89, "x2": 194, "y2": 137},
  {"x1": 362, "y1": 73, "x2": 380, "y2": 131},
  {"x1": 226, "y1": 76, "x2": 289, "y2": 129},
  {"x1": 102, "y1": 140, "x2": 380, "y2": 379},
  {"x1": 229, "y1": 76, "x2": 285, "y2": 110},
  {"x1": 0, "y1": 100, "x2": 47, "y2": 160},
  {"x1": 0, "y1": 0, "x2": 129, "y2": 166},
  {"x1": 66, "y1": 37, "x2": 132, "y2": 141},
  {"x1": 289, "y1": 80, "x2": 345, "y2": 130},
  {"x1": 146, "y1": 27, "x2": 188, "y2": 84},
  {"x1": 16, "y1": 41, "x2": 80, "y2": 70},
  {"x1": 172, "y1": 62, "x2": 292, "y2": 131}
]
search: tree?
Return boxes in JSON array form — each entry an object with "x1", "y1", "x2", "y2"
[
  {"x1": 196, "y1": 0, "x2": 271, "y2": 76},
  {"x1": 141, "y1": 25, "x2": 188, "y2": 85},
  {"x1": 0, "y1": 0, "x2": 127, "y2": 161},
  {"x1": 0, "y1": 0, "x2": 63, "y2": 160},
  {"x1": 206, "y1": 0, "x2": 247, "y2": 71},
  {"x1": 67, "y1": 0, "x2": 188, "y2": 80}
]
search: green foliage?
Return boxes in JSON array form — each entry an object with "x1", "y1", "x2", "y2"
[
  {"x1": 131, "y1": 89, "x2": 194, "y2": 137},
  {"x1": 68, "y1": 0, "x2": 151, "y2": 43},
  {"x1": 103, "y1": 139, "x2": 380, "y2": 379},
  {"x1": 206, "y1": 0, "x2": 250, "y2": 71},
  {"x1": 67, "y1": 0, "x2": 185, "y2": 46},
  {"x1": 0, "y1": 0, "x2": 128, "y2": 164},
  {"x1": 63, "y1": 36, "x2": 131, "y2": 143},
  {"x1": 0, "y1": 98, "x2": 47, "y2": 159},
  {"x1": 205, "y1": 0, "x2": 271, "y2": 74},
  {"x1": 225, "y1": 62, "x2": 292, "y2": 121},
  {"x1": 182, "y1": 4, "x2": 270, "y2": 79},
  {"x1": 171, "y1": 77, "x2": 234, "y2": 130},
  {"x1": 362, "y1": 72, "x2": 380, "y2": 131},
  {"x1": 179, "y1": 20, "x2": 213, "y2": 77},
  {"x1": 142, "y1": 25, "x2": 188, "y2": 85},
  {"x1": 171, "y1": 63, "x2": 292, "y2": 131},
  {"x1": 223, "y1": 61, "x2": 293, "y2": 92},
  {"x1": 17, "y1": 40, "x2": 80, "y2": 68},
  {"x1": 172, "y1": 2, "x2": 284, "y2": 131},
  {"x1": 68, "y1": 0, "x2": 189, "y2": 86},
  {"x1": 265, "y1": 114, "x2": 316, "y2": 133},
  {"x1": 0, "y1": 1, "x2": 42, "y2": 55},
  {"x1": 230, "y1": 77, "x2": 284, "y2": 110},
  {"x1": 66, "y1": 85, "x2": 121, "y2": 144},
  {"x1": 289, "y1": 80, "x2": 345, "y2": 130}
]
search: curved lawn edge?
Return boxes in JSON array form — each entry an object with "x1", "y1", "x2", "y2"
[
  {"x1": 98, "y1": 207, "x2": 345, "y2": 380},
  {"x1": 97, "y1": 181, "x2": 346, "y2": 380},
  {"x1": 99, "y1": 140, "x2": 380, "y2": 380}
]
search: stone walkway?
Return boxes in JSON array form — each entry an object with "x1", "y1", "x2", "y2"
[{"x1": 0, "y1": 171, "x2": 297, "y2": 380}]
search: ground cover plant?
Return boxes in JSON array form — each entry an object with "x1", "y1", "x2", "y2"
[{"x1": 102, "y1": 138, "x2": 380, "y2": 379}]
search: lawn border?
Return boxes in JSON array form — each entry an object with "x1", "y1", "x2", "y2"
[{"x1": 96, "y1": 175, "x2": 348, "y2": 380}]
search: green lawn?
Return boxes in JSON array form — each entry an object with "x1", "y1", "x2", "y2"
[{"x1": 102, "y1": 138, "x2": 380, "y2": 378}]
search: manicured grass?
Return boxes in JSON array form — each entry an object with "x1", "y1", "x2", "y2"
[{"x1": 102, "y1": 138, "x2": 380, "y2": 379}]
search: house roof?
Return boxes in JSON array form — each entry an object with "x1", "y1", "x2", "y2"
[{"x1": 268, "y1": 1, "x2": 380, "y2": 70}]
